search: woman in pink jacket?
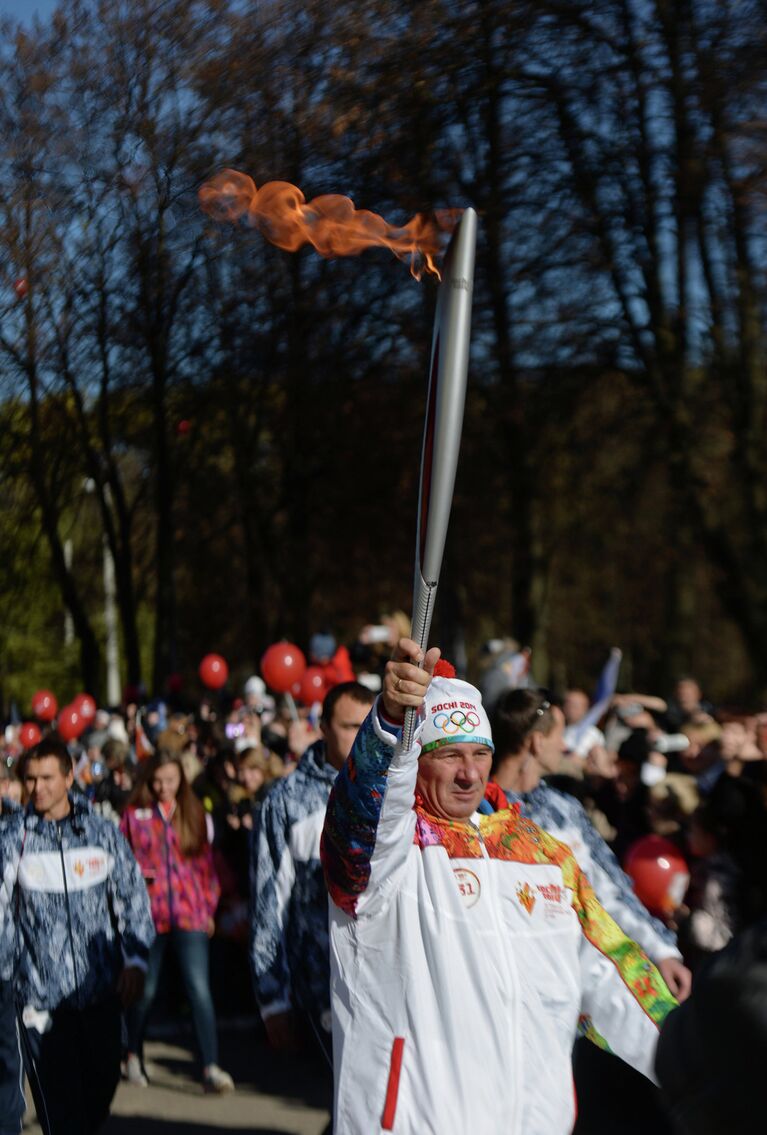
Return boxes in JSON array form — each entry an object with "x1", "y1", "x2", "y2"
[{"x1": 120, "y1": 750, "x2": 233, "y2": 1093}]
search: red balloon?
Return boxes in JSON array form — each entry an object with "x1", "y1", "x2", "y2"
[
  {"x1": 73, "y1": 693, "x2": 97, "y2": 722},
  {"x1": 176, "y1": 419, "x2": 192, "y2": 436},
  {"x1": 31, "y1": 689, "x2": 58, "y2": 722},
  {"x1": 199, "y1": 653, "x2": 229, "y2": 690},
  {"x1": 624, "y1": 835, "x2": 689, "y2": 919},
  {"x1": 261, "y1": 642, "x2": 306, "y2": 694},
  {"x1": 58, "y1": 705, "x2": 85, "y2": 742},
  {"x1": 14, "y1": 276, "x2": 28, "y2": 299},
  {"x1": 298, "y1": 666, "x2": 327, "y2": 706},
  {"x1": 19, "y1": 722, "x2": 42, "y2": 749}
]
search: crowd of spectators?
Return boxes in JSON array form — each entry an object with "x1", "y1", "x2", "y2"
[
  {"x1": 3, "y1": 624, "x2": 767, "y2": 1102},
  {"x1": 480, "y1": 650, "x2": 767, "y2": 973}
]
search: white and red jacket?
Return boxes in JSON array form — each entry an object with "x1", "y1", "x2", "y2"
[{"x1": 321, "y1": 708, "x2": 676, "y2": 1135}]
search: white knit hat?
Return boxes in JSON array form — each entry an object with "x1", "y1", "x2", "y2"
[{"x1": 420, "y1": 667, "x2": 493, "y2": 754}]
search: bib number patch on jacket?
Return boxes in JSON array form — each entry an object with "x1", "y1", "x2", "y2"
[{"x1": 453, "y1": 867, "x2": 481, "y2": 908}]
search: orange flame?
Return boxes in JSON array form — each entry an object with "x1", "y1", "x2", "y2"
[{"x1": 199, "y1": 169, "x2": 461, "y2": 280}]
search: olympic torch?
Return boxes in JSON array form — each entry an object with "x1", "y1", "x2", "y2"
[{"x1": 402, "y1": 207, "x2": 478, "y2": 749}]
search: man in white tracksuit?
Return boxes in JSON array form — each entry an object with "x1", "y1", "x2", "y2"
[{"x1": 321, "y1": 641, "x2": 677, "y2": 1135}]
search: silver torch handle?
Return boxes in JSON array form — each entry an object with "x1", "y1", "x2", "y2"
[{"x1": 402, "y1": 207, "x2": 477, "y2": 751}]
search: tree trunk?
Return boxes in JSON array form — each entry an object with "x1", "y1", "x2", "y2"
[{"x1": 152, "y1": 365, "x2": 176, "y2": 694}]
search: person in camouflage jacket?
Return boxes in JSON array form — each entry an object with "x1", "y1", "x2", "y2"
[{"x1": 0, "y1": 738, "x2": 153, "y2": 1135}]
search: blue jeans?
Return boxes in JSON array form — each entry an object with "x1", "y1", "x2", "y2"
[{"x1": 127, "y1": 930, "x2": 218, "y2": 1068}]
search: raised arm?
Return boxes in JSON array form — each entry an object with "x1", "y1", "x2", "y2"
[{"x1": 321, "y1": 640, "x2": 439, "y2": 919}]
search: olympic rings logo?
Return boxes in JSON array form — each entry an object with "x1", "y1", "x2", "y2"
[{"x1": 432, "y1": 710, "x2": 481, "y2": 735}]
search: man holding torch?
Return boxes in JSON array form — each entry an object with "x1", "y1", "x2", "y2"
[
  {"x1": 307, "y1": 202, "x2": 674, "y2": 1132},
  {"x1": 321, "y1": 643, "x2": 677, "y2": 1134},
  {"x1": 202, "y1": 182, "x2": 677, "y2": 1130}
]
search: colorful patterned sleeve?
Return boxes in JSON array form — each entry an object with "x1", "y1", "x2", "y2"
[
  {"x1": 555, "y1": 792, "x2": 680, "y2": 961},
  {"x1": 321, "y1": 704, "x2": 418, "y2": 919},
  {"x1": 563, "y1": 851, "x2": 677, "y2": 1081}
]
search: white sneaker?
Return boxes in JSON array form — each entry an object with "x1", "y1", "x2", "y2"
[
  {"x1": 124, "y1": 1053, "x2": 148, "y2": 1087},
  {"x1": 203, "y1": 1064, "x2": 234, "y2": 1093}
]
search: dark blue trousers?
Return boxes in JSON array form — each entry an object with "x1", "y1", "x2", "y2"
[
  {"x1": 21, "y1": 999, "x2": 121, "y2": 1135},
  {"x1": 0, "y1": 983, "x2": 23, "y2": 1135}
]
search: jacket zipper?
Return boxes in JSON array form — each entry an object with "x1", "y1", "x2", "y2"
[
  {"x1": 57, "y1": 823, "x2": 81, "y2": 1009},
  {"x1": 163, "y1": 814, "x2": 175, "y2": 928},
  {"x1": 473, "y1": 818, "x2": 522, "y2": 1135}
]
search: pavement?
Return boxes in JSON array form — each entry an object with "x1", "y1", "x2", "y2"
[{"x1": 23, "y1": 1022, "x2": 332, "y2": 1135}]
